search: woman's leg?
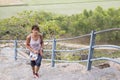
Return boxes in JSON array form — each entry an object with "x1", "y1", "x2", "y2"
[
  {"x1": 32, "y1": 66, "x2": 35, "y2": 74},
  {"x1": 35, "y1": 66, "x2": 40, "y2": 74},
  {"x1": 31, "y1": 61, "x2": 36, "y2": 75},
  {"x1": 35, "y1": 54, "x2": 42, "y2": 77}
]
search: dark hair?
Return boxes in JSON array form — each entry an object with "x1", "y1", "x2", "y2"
[{"x1": 32, "y1": 25, "x2": 40, "y2": 32}]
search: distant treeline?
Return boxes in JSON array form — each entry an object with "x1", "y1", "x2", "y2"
[{"x1": 0, "y1": 6, "x2": 120, "y2": 44}]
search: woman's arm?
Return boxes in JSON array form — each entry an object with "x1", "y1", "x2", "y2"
[
  {"x1": 26, "y1": 35, "x2": 35, "y2": 53},
  {"x1": 40, "y1": 35, "x2": 44, "y2": 56},
  {"x1": 40, "y1": 35, "x2": 44, "y2": 49}
]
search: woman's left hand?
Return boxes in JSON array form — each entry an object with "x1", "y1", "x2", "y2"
[{"x1": 39, "y1": 49, "x2": 43, "y2": 57}]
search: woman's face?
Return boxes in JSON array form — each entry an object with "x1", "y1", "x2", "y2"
[{"x1": 32, "y1": 29, "x2": 39, "y2": 35}]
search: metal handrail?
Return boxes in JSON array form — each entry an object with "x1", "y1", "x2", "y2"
[{"x1": 0, "y1": 28, "x2": 120, "y2": 70}]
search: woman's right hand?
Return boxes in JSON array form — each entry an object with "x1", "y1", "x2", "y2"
[{"x1": 33, "y1": 50, "x2": 39, "y2": 54}]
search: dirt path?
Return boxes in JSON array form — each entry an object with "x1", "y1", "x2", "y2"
[{"x1": 0, "y1": 47, "x2": 120, "y2": 80}]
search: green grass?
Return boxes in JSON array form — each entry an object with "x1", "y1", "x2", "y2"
[
  {"x1": 94, "y1": 50, "x2": 120, "y2": 58},
  {"x1": 22, "y1": 0, "x2": 120, "y2": 4},
  {"x1": 0, "y1": 0, "x2": 120, "y2": 19}
]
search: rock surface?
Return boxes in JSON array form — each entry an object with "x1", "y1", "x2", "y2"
[{"x1": 0, "y1": 47, "x2": 120, "y2": 80}]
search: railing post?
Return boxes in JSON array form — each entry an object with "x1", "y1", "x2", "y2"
[
  {"x1": 87, "y1": 30, "x2": 96, "y2": 70},
  {"x1": 14, "y1": 40, "x2": 17, "y2": 60},
  {"x1": 51, "y1": 38, "x2": 56, "y2": 67}
]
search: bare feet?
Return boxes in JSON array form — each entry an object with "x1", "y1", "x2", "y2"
[{"x1": 33, "y1": 73, "x2": 39, "y2": 78}]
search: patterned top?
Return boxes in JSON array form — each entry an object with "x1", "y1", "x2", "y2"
[{"x1": 30, "y1": 36, "x2": 41, "y2": 60}]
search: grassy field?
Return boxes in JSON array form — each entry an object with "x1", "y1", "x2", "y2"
[
  {"x1": 22, "y1": 0, "x2": 120, "y2": 4},
  {"x1": 0, "y1": 0, "x2": 120, "y2": 19}
]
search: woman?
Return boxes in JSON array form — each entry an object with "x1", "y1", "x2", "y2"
[{"x1": 26, "y1": 25, "x2": 44, "y2": 78}]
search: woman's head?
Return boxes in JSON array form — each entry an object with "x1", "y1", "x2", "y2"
[{"x1": 31, "y1": 25, "x2": 40, "y2": 35}]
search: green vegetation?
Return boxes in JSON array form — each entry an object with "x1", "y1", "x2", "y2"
[
  {"x1": 94, "y1": 50, "x2": 120, "y2": 58},
  {"x1": 0, "y1": 11, "x2": 65, "y2": 39},
  {"x1": 92, "y1": 50, "x2": 120, "y2": 66},
  {"x1": 0, "y1": 6, "x2": 120, "y2": 44},
  {"x1": 22, "y1": 0, "x2": 120, "y2": 4}
]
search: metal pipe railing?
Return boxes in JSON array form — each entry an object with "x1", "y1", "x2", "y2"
[{"x1": 0, "y1": 28, "x2": 120, "y2": 71}]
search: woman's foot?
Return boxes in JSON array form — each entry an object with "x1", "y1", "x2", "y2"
[
  {"x1": 33, "y1": 73, "x2": 39, "y2": 78},
  {"x1": 35, "y1": 73, "x2": 39, "y2": 78},
  {"x1": 33, "y1": 72, "x2": 36, "y2": 78}
]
